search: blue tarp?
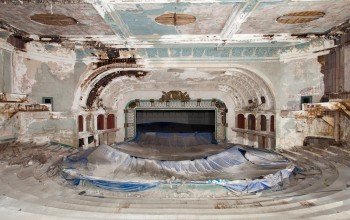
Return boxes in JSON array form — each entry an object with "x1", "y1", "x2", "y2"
[
  {"x1": 62, "y1": 166, "x2": 295, "y2": 193},
  {"x1": 220, "y1": 166, "x2": 296, "y2": 193},
  {"x1": 62, "y1": 144, "x2": 295, "y2": 193},
  {"x1": 63, "y1": 169, "x2": 158, "y2": 192}
]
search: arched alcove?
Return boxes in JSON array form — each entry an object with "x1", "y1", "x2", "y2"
[
  {"x1": 248, "y1": 114, "x2": 256, "y2": 130},
  {"x1": 270, "y1": 115, "x2": 275, "y2": 132},
  {"x1": 107, "y1": 114, "x2": 115, "y2": 129},
  {"x1": 78, "y1": 115, "x2": 83, "y2": 132},
  {"x1": 97, "y1": 114, "x2": 105, "y2": 130},
  {"x1": 260, "y1": 115, "x2": 267, "y2": 131},
  {"x1": 237, "y1": 114, "x2": 245, "y2": 129}
]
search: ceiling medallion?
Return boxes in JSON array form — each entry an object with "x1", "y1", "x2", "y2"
[
  {"x1": 276, "y1": 11, "x2": 325, "y2": 24},
  {"x1": 155, "y1": 13, "x2": 196, "y2": 26},
  {"x1": 30, "y1": 13, "x2": 77, "y2": 26}
]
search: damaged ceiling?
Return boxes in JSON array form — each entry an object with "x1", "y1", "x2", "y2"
[
  {"x1": 0, "y1": 3, "x2": 114, "y2": 36},
  {"x1": 0, "y1": 0, "x2": 349, "y2": 60}
]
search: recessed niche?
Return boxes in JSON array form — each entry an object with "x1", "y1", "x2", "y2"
[
  {"x1": 30, "y1": 13, "x2": 77, "y2": 26},
  {"x1": 155, "y1": 13, "x2": 196, "y2": 26},
  {"x1": 276, "y1": 11, "x2": 325, "y2": 24}
]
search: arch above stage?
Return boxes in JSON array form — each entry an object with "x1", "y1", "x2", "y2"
[{"x1": 74, "y1": 65, "x2": 276, "y2": 112}]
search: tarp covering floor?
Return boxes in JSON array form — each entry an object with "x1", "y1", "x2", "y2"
[{"x1": 62, "y1": 144, "x2": 295, "y2": 193}]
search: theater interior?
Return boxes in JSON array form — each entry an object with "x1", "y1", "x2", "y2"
[{"x1": 0, "y1": 0, "x2": 349, "y2": 219}]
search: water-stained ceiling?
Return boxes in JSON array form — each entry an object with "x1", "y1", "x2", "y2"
[
  {"x1": 0, "y1": 0, "x2": 349, "y2": 62},
  {"x1": 0, "y1": 0, "x2": 349, "y2": 45}
]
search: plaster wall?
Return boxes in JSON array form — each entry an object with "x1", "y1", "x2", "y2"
[
  {"x1": 275, "y1": 57, "x2": 325, "y2": 149},
  {"x1": 16, "y1": 111, "x2": 77, "y2": 146},
  {"x1": 10, "y1": 51, "x2": 86, "y2": 112},
  {"x1": 340, "y1": 114, "x2": 350, "y2": 145},
  {"x1": 344, "y1": 45, "x2": 350, "y2": 92},
  {"x1": 0, "y1": 104, "x2": 18, "y2": 141},
  {"x1": 28, "y1": 61, "x2": 86, "y2": 112},
  {"x1": 1, "y1": 48, "x2": 327, "y2": 149},
  {"x1": 0, "y1": 49, "x2": 12, "y2": 93}
]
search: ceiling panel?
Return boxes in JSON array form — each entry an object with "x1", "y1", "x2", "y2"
[
  {"x1": 0, "y1": 3, "x2": 114, "y2": 35},
  {"x1": 237, "y1": 1, "x2": 350, "y2": 34},
  {"x1": 114, "y1": 3, "x2": 240, "y2": 35}
]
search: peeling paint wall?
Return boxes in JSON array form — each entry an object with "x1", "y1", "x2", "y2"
[
  {"x1": 29, "y1": 61, "x2": 86, "y2": 112},
  {"x1": 274, "y1": 57, "x2": 324, "y2": 149},
  {"x1": 281, "y1": 58, "x2": 324, "y2": 111},
  {"x1": 0, "y1": 49, "x2": 12, "y2": 93},
  {"x1": 340, "y1": 114, "x2": 350, "y2": 145},
  {"x1": 6, "y1": 41, "x2": 87, "y2": 112},
  {"x1": 345, "y1": 45, "x2": 350, "y2": 92},
  {"x1": 12, "y1": 54, "x2": 41, "y2": 94},
  {"x1": 0, "y1": 42, "x2": 340, "y2": 149},
  {"x1": 16, "y1": 111, "x2": 77, "y2": 146}
]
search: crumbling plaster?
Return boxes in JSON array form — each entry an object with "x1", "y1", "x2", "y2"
[
  {"x1": 340, "y1": 114, "x2": 350, "y2": 145},
  {"x1": 0, "y1": 41, "x2": 328, "y2": 149},
  {"x1": 3, "y1": 41, "x2": 86, "y2": 112},
  {"x1": 345, "y1": 45, "x2": 350, "y2": 92},
  {"x1": 15, "y1": 111, "x2": 77, "y2": 146},
  {"x1": 77, "y1": 64, "x2": 276, "y2": 143},
  {"x1": 238, "y1": 1, "x2": 350, "y2": 34},
  {"x1": 275, "y1": 57, "x2": 325, "y2": 148},
  {"x1": 0, "y1": 3, "x2": 114, "y2": 35}
]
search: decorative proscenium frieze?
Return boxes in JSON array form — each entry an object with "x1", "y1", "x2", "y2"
[{"x1": 159, "y1": 90, "x2": 190, "y2": 102}]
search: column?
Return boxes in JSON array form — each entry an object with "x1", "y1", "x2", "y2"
[
  {"x1": 93, "y1": 114, "x2": 98, "y2": 131},
  {"x1": 94, "y1": 134, "x2": 99, "y2": 147},
  {"x1": 83, "y1": 115, "x2": 87, "y2": 132},
  {"x1": 83, "y1": 137, "x2": 88, "y2": 148}
]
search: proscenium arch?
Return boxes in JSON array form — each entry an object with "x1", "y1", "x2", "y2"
[
  {"x1": 73, "y1": 65, "x2": 276, "y2": 144},
  {"x1": 72, "y1": 64, "x2": 150, "y2": 110},
  {"x1": 76, "y1": 70, "x2": 274, "y2": 110},
  {"x1": 123, "y1": 98, "x2": 228, "y2": 142}
]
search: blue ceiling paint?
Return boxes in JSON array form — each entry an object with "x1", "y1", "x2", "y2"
[
  {"x1": 115, "y1": 3, "x2": 233, "y2": 36},
  {"x1": 157, "y1": 48, "x2": 169, "y2": 57},
  {"x1": 232, "y1": 48, "x2": 243, "y2": 57},
  {"x1": 146, "y1": 48, "x2": 158, "y2": 58},
  {"x1": 181, "y1": 48, "x2": 192, "y2": 57},
  {"x1": 169, "y1": 48, "x2": 182, "y2": 57},
  {"x1": 193, "y1": 48, "x2": 206, "y2": 57},
  {"x1": 142, "y1": 46, "x2": 290, "y2": 59},
  {"x1": 117, "y1": 4, "x2": 185, "y2": 35}
]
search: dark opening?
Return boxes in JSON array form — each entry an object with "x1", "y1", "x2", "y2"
[
  {"x1": 301, "y1": 96, "x2": 312, "y2": 109},
  {"x1": 88, "y1": 136, "x2": 94, "y2": 144},
  {"x1": 97, "y1": 114, "x2": 104, "y2": 130},
  {"x1": 107, "y1": 114, "x2": 115, "y2": 129},
  {"x1": 260, "y1": 115, "x2": 267, "y2": 131},
  {"x1": 78, "y1": 115, "x2": 83, "y2": 132},
  {"x1": 270, "y1": 115, "x2": 275, "y2": 132},
  {"x1": 42, "y1": 97, "x2": 53, "y2": 110},
  {"x1": 320, "y1": 96, "x2": 329, "y2": 102},
  {"x1": 78, "y1": 138, "x2": 84, "y2": 147},
  {"x1": 135, "y1": 110, "x2": 217, "y2": 146},
  {"x1": 248, "y1": 114, "x2": 256, "y2": 130},
  {"x1": 262, "y1": 136, "x2": 267, "y2": 149},
  {"x1": 237, "y1": 114, "x2": 245, "y2": 129},
  {"x1": 136, "y1": 110, "x2": 215, "y2": 133}
]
